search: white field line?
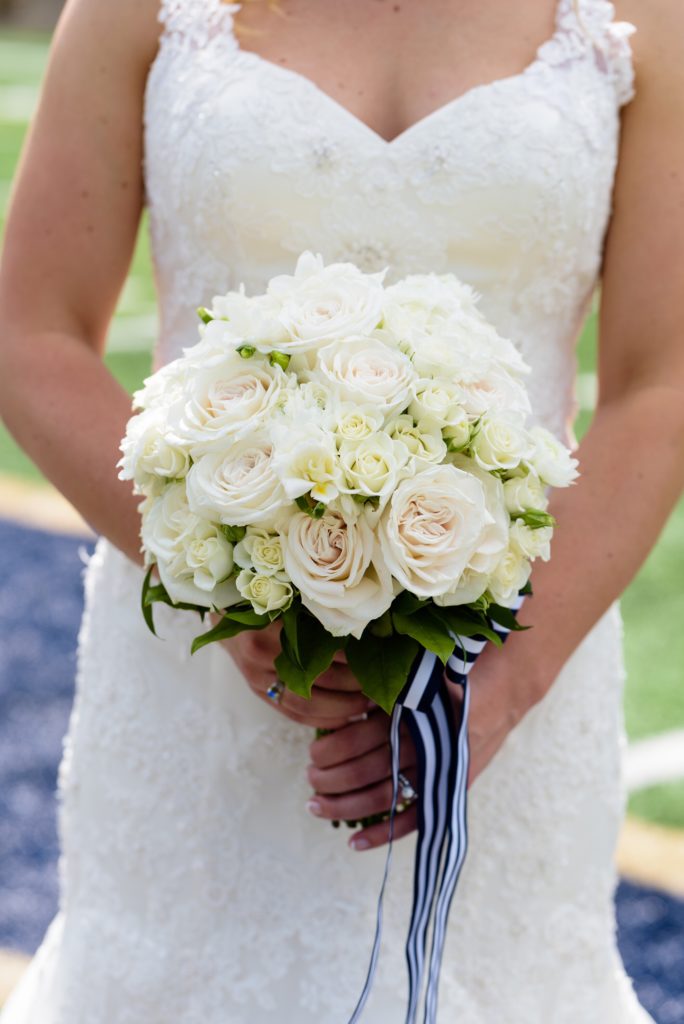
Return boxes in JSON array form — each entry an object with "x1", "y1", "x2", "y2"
[{"x1": 625, "y1": 729, "x2": 684, "y2": 793}]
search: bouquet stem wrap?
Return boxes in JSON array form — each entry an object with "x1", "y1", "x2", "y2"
[{"x1": 348, "y1": 594, "x2": 524, "y2": 1024}]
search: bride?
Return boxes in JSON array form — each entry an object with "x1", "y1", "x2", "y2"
[{"x1": 0, "y1": 0, "x2": 682, "y2": 1020}]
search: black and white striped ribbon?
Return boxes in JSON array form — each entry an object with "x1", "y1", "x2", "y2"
[{"x1": 347, "y1": 593, "x2": 525, "y2": 1024}]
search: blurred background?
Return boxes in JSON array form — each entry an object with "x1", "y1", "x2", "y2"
[{"x1": 0, "y1": 3, "x2": 683, "y2": 1020}]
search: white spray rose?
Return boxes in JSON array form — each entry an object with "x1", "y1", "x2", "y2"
[
  {"x1": 280, "y1": 507, "x2": 395, "y2": 638},
  {"x1": 470, "y1": 412, "x2": 533, "y2": 472},
  {"x1": 267, "y1": 251, "x2": 385, "y2": 353},
  {"x1": 316, "y1": 336, "x2": 416, "y2": 417},
  {"x1": 186, "y1": 439, "x2": 286, "y2": 528},
  {"x1": 334, "y1": 403, "x2": 386, "y2": 443},
  {"x1": 118, "y1": 407, "x2": 191, "y2": 496},
  {"x1": 271, "y1": 426, "x2": 342, "y2": 504},
  {"x1": 234, "y1": 528, "x2": 286, "y2": 576},
  {"x1": 527, "y1": 426, "x2": 579, "y2": 488},
  {"x1": 379, "y1": 464, "x2": 494, "y2": 598},
  {"x1": 503, "y1": 472, "x2": 549, "y2": 515},
  {"x1": 409, "y1": 378, "x2": 469, "y2": 430},
  {"x1": 338, "y1": 433, "x2": 409, "y2": 504},
  {"x1": 140, "y1": 484, "x2": 238, "y2": 608},
  {"x1": 389, "y1": 414, "x2": 447, "y2": 468},
  {"x1": 169, "y1": 352, "x2": 288, "y2": 454},
  {"x1": 510, "y1": 520, "x2": 553, "y2": 562},
  {"x1": 488, "y1": 545, "x2": 532, "y2": 606},
  {"x1": 236, "y1": 569, "x2": 293, "y2": 616}
]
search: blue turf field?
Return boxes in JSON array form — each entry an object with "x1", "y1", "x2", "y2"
[{"x1": 0, "y1": 517, "x2": 682, "y2": 1021}]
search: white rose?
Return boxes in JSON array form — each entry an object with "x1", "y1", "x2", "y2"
[
  {"x1": 503, "y1": 472, "x2": 549, "y2": 515},
  {"x1": 132, "y1": 357, "x2": 190, "y2": 413},
  {"x1": 338, "y1": 433, "x2": 409, "y2": 504},
  {"x1": 119, "y1": 407, "x2": 191, "y2": 496},
  {"x1": 334, "y1": 403, "x2": 385, "y2": 443},
  {"x1": 434, "y1": 456, "x2": 509, "y2": 607},
  {"x1": 454, "y1": 365, "x2": 531, "y2": 419},
  {"x1": 267, "y1": 251, "x2": 386, "y2": 353},
  {"x1": 271, "y1": 426, "x2": 342, "y2": 504},
  {"x1": 389, "y1": 414, "x2": 447, "y2": 468},
  {"x1": 382, "y1": 274, "x2": 483, "y2": 346},
  {"x1": 527, "y1": 426, "x2": 579, "y2": 488},
  {"x1": 236, "y1": 569, "x2": 293, "y2": 616},
  {"x1": 470, "y1": 412, "x2": 533, "y2": 472},
  {"x1": 140, "y1": 484, "x2": 238, "y2": 608},
  {"x1": 409, "y1": 378, "x2": 469, "y2": 430},
  {"x1": 234, "y1": 528, "x2": 286, "y2": 576},
  {"x1": 378, "y1": 464, "x2": 493, "y2": 598},
  {"x1": 488, "y1": 545, "x2": 531, "y2": 606},
  {"x1": 205, "y1": 289, "x2": 290, "y2": 352},
  {"x1": 186, "y1": 439, "x2": 287, "y2": 528},
  {"x1": 316, "y1": 336, "x2": 416, "y2": 416},
  {"x1": 169, "y1": 351, "x2": 288, "y2": 454},
  {"x1": 510, "y1": 520, "x2": 552, "y2": 562},
  {"x1": 442, "y1": 410, "x2": 472, "y2": 452},
  {"x1": 280, "y1": 507, "x2": 395, "y2": 638}
]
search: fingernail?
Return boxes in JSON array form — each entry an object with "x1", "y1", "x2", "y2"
[
  {"x1": 306, "y1": 799, "x2": 322, "y2": 817},
  {"x1": 350, "y1": 837, "x2": 371, "y2": 851},
  {"x1": 348, "y1": 712, "x2": 368, "y2": 723}
]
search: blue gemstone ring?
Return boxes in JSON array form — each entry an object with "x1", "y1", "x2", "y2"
[{"x1": 266, "y1": 679, "x2": 285, "y2": 705}]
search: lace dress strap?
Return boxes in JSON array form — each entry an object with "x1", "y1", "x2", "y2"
[
  {"x1": 574, "y1": 0, "x2": 637, "y2": 105},
  {"x1": 157, "y1": 0, "x2": 242, "y2": 51}
]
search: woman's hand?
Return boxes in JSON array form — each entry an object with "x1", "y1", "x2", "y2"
[
  {"x1": 222, "y1": 624, "x2": 371, "y2": 729},
  {"x1": 306, "y1": 643, "x2": 535, "y2": 851}
]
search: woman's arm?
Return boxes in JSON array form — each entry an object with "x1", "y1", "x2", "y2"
[
  {"x1": 308, "y1": 0, "x2": 684, "y2": 848},
  {"x1": 0, "y1": 0, "x2": 161, "y2": 563}
]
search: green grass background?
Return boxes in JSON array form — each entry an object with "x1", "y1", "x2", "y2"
[{"x1": 1, "y1": 32, "x2": 682, "y2": 827}]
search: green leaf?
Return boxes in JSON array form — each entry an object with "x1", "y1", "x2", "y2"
[
  {"x1": 275, "y1": 614, "x2": 342, "y2": 699},
  {"x1": 190, "y1": 605, "x2": 270, "y2": 654},
  {"x1": 294, "y1": 495, "x2": 327, "y2": 519},
  {"x1": 219, "y1": 524, "x2": 246, "y2": 544},
  {"x1": 392, "y1": 608, "x2": 456, "y2": 665},
  {"x1": 512, "y1": 509, "x2": 556, "y2": 530},
  {"x1": 520, "y1": 580, "x2": 533, "y2": 597},
  {"x1": 429, "y1": 605, "x2": 503, "y2": 647},
  {"x1": 281, "y1": 599, "x2": 303, "y2": 668},
  {"x1": 346, "y1": 631, "x2": 421, "y2": 715},
  {"x1": 141, "y1": 566, "x2": 158, "y2": 637},
  {"x1": 486, "y1": 603, "x2": 530, "y2": 633},
  {"x1": 391, "y1": 591, "x2": 430, "y2": 617}
]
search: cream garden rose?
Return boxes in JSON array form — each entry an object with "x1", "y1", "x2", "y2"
[
  {"x1": 169, "y1": 352, "x2": 288, "y2": 454},
  {"x1": 503, "y1": 472, "x2": 548, "y2": 515},
  {"x1": 267, "y1": 251, "x2": 385, "y2": 353},
  {"x1": 185, "y1": 438, "x2": 287, "y2": 527},
  {"x1": 234, "y1": 528, "x2": 286, "y2": 576},
  {"x1": 118, "y1": 407, "x2": 191, "y2": 497},
  {"x1": 338, "y1": 433, "x2": 409, "y2": 504},
  {"x1": 379, "y1": 464, "x2": 494, "y2": 598},
  {"x1": 280, "y1": 507, "x2": 395, "y2": 637},
  {"x1": 316, "y1": 336, "x2": 416, "y2": 416}
]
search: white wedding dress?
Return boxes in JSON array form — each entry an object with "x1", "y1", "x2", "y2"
[{"x1": 1, "y1": 0, "x2": 656, "y2": 1021}]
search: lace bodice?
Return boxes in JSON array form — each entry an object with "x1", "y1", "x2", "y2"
[{"x1": 144, "y1": 0, "x2": 635, "y2": 441}]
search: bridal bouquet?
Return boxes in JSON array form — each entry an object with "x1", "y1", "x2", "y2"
[
  {"x1": 119, "y1": 251, "x2": 577, "y2": 710},
  {"x1": 118, "y1": 251, "x2": 578, "y2": 1023}
]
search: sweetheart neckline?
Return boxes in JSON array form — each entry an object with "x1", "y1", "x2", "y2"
[{"x1": 224, "y1": 0, "x2": 574, "y2": 148}]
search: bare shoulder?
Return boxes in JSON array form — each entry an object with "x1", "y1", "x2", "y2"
[
  {"x1": 614, "y1": 0, "x2": 684, "y2": 93},
  {"x1": 53, "y1": 0, "x2": 164, "y2": 80}
]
